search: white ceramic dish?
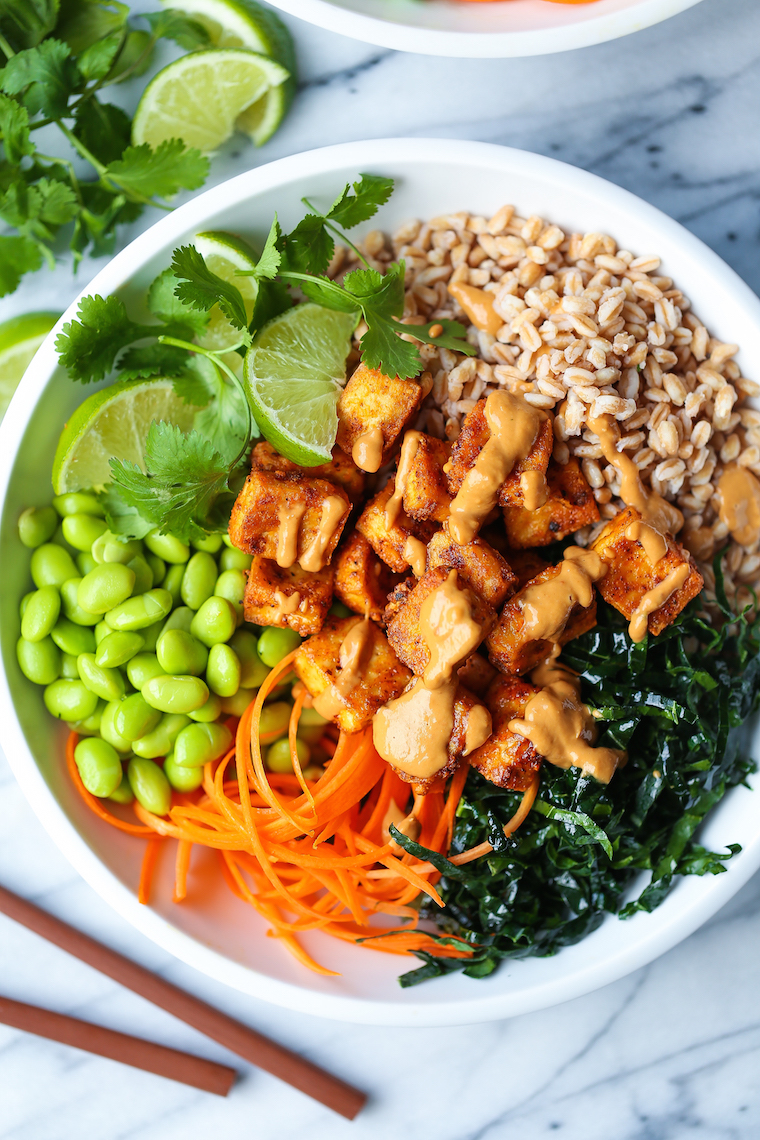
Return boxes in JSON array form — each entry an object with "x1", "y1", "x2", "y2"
[
  {"x1": 1, "y1": 138, "x2": 759, "y2": 1027},
  {"x1": 263, "y1": 0, "x2": 705, "y2": 58}
]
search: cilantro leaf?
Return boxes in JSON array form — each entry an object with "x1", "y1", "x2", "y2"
[
  {"x1": 105, "y1": 140, "x2": 208, "y2": 201},
  {"x1": 251, "y1": 215, "x2": 281, "y2": 281},
  {"x1": 141, "y1": 10, "x2": 212, "y2": 50},
  {"x1": 408, "y1": 317, "x2": 475, "y2": 355},
  {"x1": 359, "y1": 318, "x2": 420, "y2": 380},
  {"x1": 77, "y1": 29, "x2": 124, "y2": 82},
  {"x1": 344, "y1": 261, "x2": 404, "y2": 318},
  {"x1": 0, "y1": 233, "x2": 42, "y2": 295},
  {"x1": 100, "y1": 483, "x2": 155, "y2": 540},
  {"x1": 73, "y1": 98, "x2": 131, "y2": 166},
  {"x1": 0, "y1": 91, "x2": 32, "y2": 163},
  {"x1": 326, "y1": 173, "x2": 394, "y2": 230},
  {"x1": 55, "y1": 294, "x2": 145, "y2": 383},
  {"x1": 249, "y1": 276, "x2": 293, "y2": 335},
  {"x1": 0, "y1": 39, "x2": 81, "y2": 119},
  {"x1": 191, "y1": 356, "x2": 252, "y2": 459},
  {"x1": 280, "y1": 213, "x2": 334, "y2": 276},
  {"x1": 147, "y1": 268, "x2": 209, "y2": 338},
  {"x1": 170, "y1": 244, "x2": 250, "y2": 333},
  {"x1": 118, "y1": 342, "x2": 191, "y2": 382},
  {"x1": 0, "y1": 0, "x2": 58, "y2": 51}
]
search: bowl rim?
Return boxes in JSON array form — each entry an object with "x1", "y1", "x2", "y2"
[
  {"x1": 260, "y1": 0, "x2": 705, "y2": 58},
  {"x1": 2, "y1": 136, "x2": 760, "y2": 1026}
]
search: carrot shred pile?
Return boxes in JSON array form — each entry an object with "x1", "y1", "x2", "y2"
[{"x1": 65, "y1": 652, "x2": 537, "y2": 975}]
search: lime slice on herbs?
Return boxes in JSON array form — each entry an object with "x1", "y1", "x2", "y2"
[
  {"x1": 0, "y1": 312, "x2": 60, "y2": 422},
  {"x1": 244, "y1": 303, "x2": 357, "y2": 466}
]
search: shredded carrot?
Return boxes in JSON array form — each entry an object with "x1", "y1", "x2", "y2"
[
  {"x1": 173, "y1": 839, "x2": 192, "y2": 903},
  {"x1": 138, "y1": 836, "x2": 163, "y2": 904}
]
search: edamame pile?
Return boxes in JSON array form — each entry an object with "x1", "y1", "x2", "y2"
[{"x1": 16, "y1": 493, "x2": 332, "y2": 816}]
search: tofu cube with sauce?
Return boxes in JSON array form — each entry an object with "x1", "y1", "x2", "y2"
[
  {"x1": 356, "y1": 479, "x2": 437, "y2": 574},
  {"x1": 243, "y1": 556, "x2": 333, "y2": 636},
  {"x1": 502, "y1": 458, "x2": 599, "y2": 548},
  {"x1": 426, "y1": 526, "x2": 517, "y2": 609},
  {"x1": 333, "y1": 529, "x2": 403, "y2": 622},
  {"x1": 336, "y1": 364, "x2": 422, "y2": 470},
  {"x1": 401, "y1": 433, "x2": 452, "y2": 523},
  {"x1": 468, "y1": 675, "x2": 543, "y2": 792},
  {"x1": 293, "y1": 615, "x2": 412, "y2": 734},
  {"x1": 251, "y1": 440, "x2": 366, "y2": 503},
  {"x1": 590, "y1": 507, "x2": 704, "y2": 637}
]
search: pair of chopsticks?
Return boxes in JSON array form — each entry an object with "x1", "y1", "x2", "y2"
[{"x1": 0, "y1": 885, "x2": 366, "y2": 1119}]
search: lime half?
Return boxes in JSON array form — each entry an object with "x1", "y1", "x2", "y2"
[
  {"x1": 244, "y1": 303, "x2": 357, "y2": 466},
  {"x1": 53, "y1": 379, "x2": 199, "y2": 495},
  {"x1": 194, "y1": 230, "x2": 259, "y2": 356},
  {"x1": 131, "y1": 48, "x2": 289, "y2": 154},
  {"x1": 159, "y1": 0, "x2": 296, "y2": 144},
  {"x1": 0, "y1": 312, "x2": 59, "y2": 422}
]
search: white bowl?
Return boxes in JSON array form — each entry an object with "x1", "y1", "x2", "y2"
[
  {"x1": 265, "y1": 0, "x2": 705, "y2": 58},
  {"x1": 1, "y1": 138, "x2": 759, "y2": 1027}
]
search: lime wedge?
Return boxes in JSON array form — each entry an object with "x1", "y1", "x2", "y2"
[
  {"x1": 193, "y1": 230, "x2": 259, "y2": 356},
  {"x1": 158, "y1": 0, "x2": 296, "y2": 144},
  {"x1": 244, "y1": 304, "x2": 357, "y2": 466},
  {"x1": 53, "y1": 379, "x2": 199, "y2": 495},
  {"x1": 131, "y1": 48, "x2": 289, "y2": 154},
  {"x1": 0, "y1": 312, "x2": 59, "y2": 422}
]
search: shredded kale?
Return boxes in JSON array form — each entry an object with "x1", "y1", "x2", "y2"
[{"x1": 396, "y1": 553, "x2": 760, "y2": 988}]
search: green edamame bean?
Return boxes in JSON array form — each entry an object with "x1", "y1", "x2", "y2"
[
  {"x1": 190, "y1": 597, "x2": 237, "y2": 647},
  {"x1": 266, "y1": 736, "x2": 309, "y2": 774},
  {"x1": 174, "y1": 721, "x2": 233, "y2": 768},
  {"x1": 181, "y1": 551, "x2": 217, "y2": 610},
  {"x1": 329, "y1": 600, "x2": 352, "y2": 618},
  {"x1": 127, "y1": 757, "x2": 171, "y2": 816},
  {"x1": 108, "y1": 772, "x2": 134, "y2": 804},
  {"x1": 132, "y1": 713, "x2": 190, "y2": 759},
  {"x1": 214, "y1": 569, "x2": 246, "y2": 625},
  {"x1": 94, "y1": 621, "x2": 109, "y2": 645},
  {"x1": 43, "y1": 679, "x2": 98, "y2": 721},
  {"x1": 19, "y1": 593, "x2": 33, "y2": 619},
  {"x1": 62, "y1": 513, "x2": 107, "y2": 552},
  {"x1": 18, "y1": 506, "x2": 58, "y2": 548},
  {"x1": 76, "y1": 551, "x2": 98, "y2": 577},
  {"x1": 298, "y1": 706, "x2": 330, "y2": 745},
  {"x1": 142, "y1": 674, "x2": 209, "y2": 714},
  {"x1": 21, "y1": 586, "x2": 60, "y2": 642},
  {"x1": 105, "y1": 587, "x2": 172, "y2": 632},
  {"x1": 91, "y1": 532, "x2": 143, "y2": 565},
  {"x1": 31, "y1": 543, "x2": 78, "y2": 589},
  {"x1": 52, "y1": 492, "x2": 104, "y2": 518},
  {"x1": 156, "y1": 629, "x2": 207, "y2": 676},
  {"x1": 161, "y1": 606, "x2": 194, "y2": 635},
  {"x1": 99, "y1": 701, "x2": 133, "y2": 753},
  {"x1": 163, "y1": 753, "x2": 204, "y2": 792},
  {"x1": 219, "y1": 689, "x2": 255, "y2": 716},
  {"x1": 67, "y1": 699, "x2": 106, "y2": 736},
  {"x1": 145, "y1": 553, "x2": 166, "y2": 586},
  {"x1": 114, "y1": 692, "x2": 161, "y2": 741},
  {"x1": 74, "y1": 738, "x2": 122, "y2": 797},
  {"x1": 259, "y1": 701, "x2": 292, "y2": 739},
  {"x1": 257, "y1": 626, "x2": 301, "y2": 667},
  {"x1": 139, "y1": 620, "x2": 163, "y2": 653},
  {"x1": 191, "y1": 532, "x2": 224, "y2": 554},
  {"x1": 188, "y1": 692, "x2": 223, "y2": 722},
  {"x1": 95, "y1": 631, "x2": 144, "y2": 668},
  {"x1": 78, "y1": 563, "x2": 135, "y2": 615},
  {"x1": 126, "y1": 652, "x2": 165, "y2": 690},
  {"x1": 60, "y1": 653, "x2": 79, "y2": 679},
  {"x1": 206, "y1": 643, "x2": 240, "y2": 698},
  {"x1": 126, "y1": 554, "x2": 153, "y2": 596},
  {"x1": 61, "y1": 579, "x2": 100, "y2": 627},
  {"x1": 50, "y1": 619, "x2": 95, "y2": 656},
  {"x1": 144, "y1": 530, "x2": 190, "y2": 564},
  {"x1": 77, "y1": 653, "x2": 126, "y2": 702},
  {"x1": 162, "y1": 563, "x2": 184, "y2": 605},
  {"x1": 17, "y1": 636, "x2": 61, "y2": 685},
  {"x1": 219, "y1": 546, "x2": 252, "y2": 572},
  {"x1": 222, "y1": 533, "x2": 234, "y2": 548}
]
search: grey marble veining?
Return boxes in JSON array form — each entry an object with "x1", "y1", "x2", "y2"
[{"x1": 2, "y1": 0, "x2": 760, "y2": 1136}]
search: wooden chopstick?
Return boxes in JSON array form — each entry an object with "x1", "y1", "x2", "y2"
[
  {"x1": 0, "y1": 995, "x2": 236, "y2": 1096},
  {"x1": 0, "y1": 885, "x2": 366, "y2": 1120}
]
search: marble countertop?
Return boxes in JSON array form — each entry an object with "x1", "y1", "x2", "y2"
[{"x1": 3, "y1": 0, "x2": 760, "y2": 1135}]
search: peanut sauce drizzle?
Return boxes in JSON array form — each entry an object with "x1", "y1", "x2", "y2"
[
  {"x1": 381, "y1": 799, "x2": 421, "y2": 850},
  {"x1": 520, "y1": 470, "x2": 549, "y2": 511},
  {"x1": 275, "y1": 501, "x2": 306, "y2": 568},
  {"x1": 519, "y1": 547, "x2": 607, "y2": 643},
  {"x1": 313, "y1": 617, "x2": 374, "y2": 720},
  {"x1": 628, "y1": 563, "x2": 690, "y2": 643},
  {"x1": 299, "y1": 496, "x2": 346, "y2": 573},
  {"x1": 447, "y1": 281, "x2": 503, "y2": 337},
  {"x1": 509, "y1": 659, "x2": 625, "y2": 784},
  {"x1": 589, "y1": 413, "x2": 683, "y2": 535},
  {"x1": 403, "y1": 534, "x2": 427, "y2": 578},
  {"x1": 385, "y1": 431, "x2": 423, "y2": 530},
  {"x1": 272, "y1": 590, "x2": 300, "y2": 623},
  {"x1": 463, "y1": 703, "x2": 493, "y2": 757},
  {"x1": 625, "y1": 519, "x2": 667, "y2": 565},
  {"x1": 352, "y1": 425, "x2": 384, "y2": 473},
  {"x1": 419, "y1": 570, "x2": 483, "y2": 689},
  {"x1": 448, "y1": 391, "x2": 547, "y2": 546},
  {"x1": 717, "y1": 465, "x2": 760, "y2": 547}
]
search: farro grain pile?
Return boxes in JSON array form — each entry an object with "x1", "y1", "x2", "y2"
[{"x1": 330, "y1": 206, "x2": 760, "y2": 611}]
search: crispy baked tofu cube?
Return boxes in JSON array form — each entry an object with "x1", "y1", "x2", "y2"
[
  {"x1": 333, "y1": 530, "x2": 402, "y2": 622},
  {"x1": 385, "y1": 565, "x2": 496, "y2": 677},
  {"x1": 243, "y1": 556, "x2": 333, "y2": 636},
  {"x1": 402, "y1": 433, "x2": 452, "y2": 523},
  {"x1": 446, "y1": 397, "x2": 553, "y2": 509},
  {"x1": 356, "y1": 479, "x2": 437, "y2": 574},
  {"x1": 506, "y1": 550, "x2": 550, "y2": 590},
  {"x1": 486, "y1": 565, "x2": 597, "y2": 675},
  {"x1": 426, "y1": 526, "x2": 517, "y2": 609},
  {"x1": 468, "y1": 675, "x2": 543, "y2": 792},
  {"x1": 502, "y1": 458, "x2": 599, "y2": 548},
  {"x1": 228, "y1": 468, "x2": 350, "y2": 568},
  {"x1": 251, "y1": 441, "x2": 366, "y2": 503},
  {"x1": 457, "y1": 652, "x2": 497, "y2": 697},
  {"x1": 293, "y1": 615, "x2": 412, "y2": 734},
  {"x1": 591, "y1": 507, "x2": 704, "y2": 636},
  {"x1": 336, "y1": 363, "x2": 422, "y2": 470},
  {"x1": 384, "y1": 680, "x2": 491, "y2": 789}
]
